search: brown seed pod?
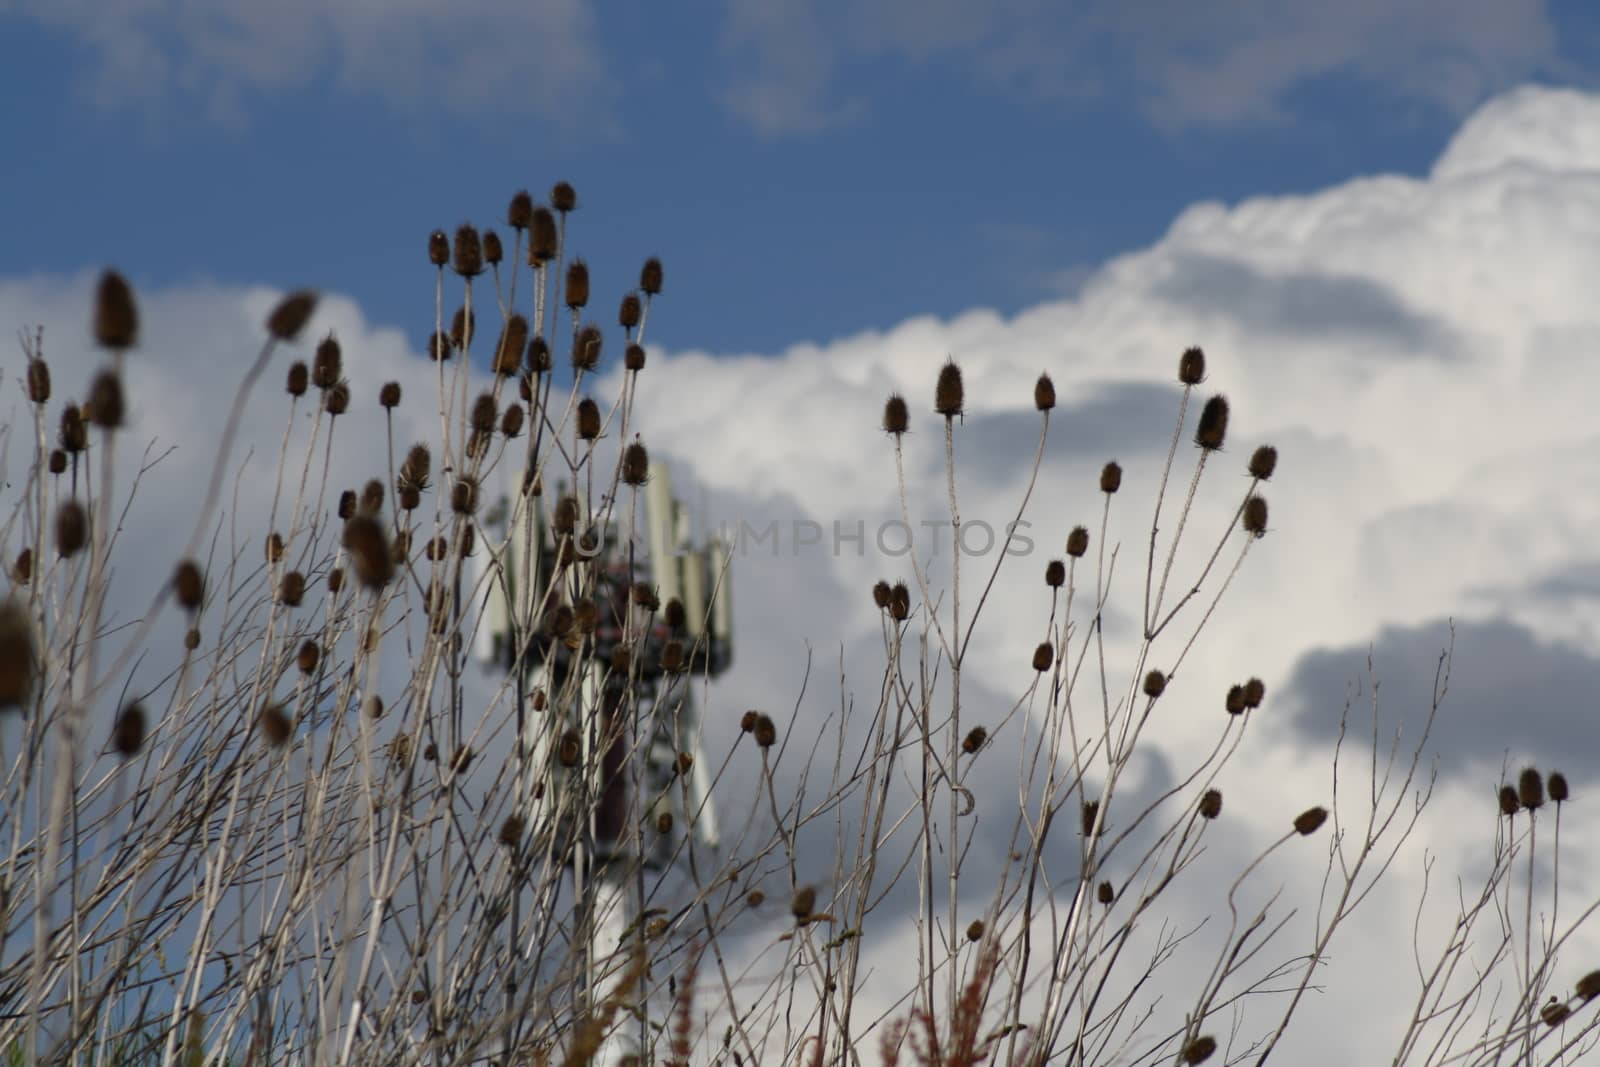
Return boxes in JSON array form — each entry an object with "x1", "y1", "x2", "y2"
[
  {"x1": 551, "y1": 181, "x2": 577, "y2": 213},
  {"x1": 313, "y1": 335, "x2": 342, "y2": 389},
  {"x1": 1248, "y1": 445, "x2": 1278, "y2": 480},
  {"x1": 27, "y1": 360, "x2": 50, "y2": 404},
  {"x1": 428, "y1": 330, "x2": 452, "y2": 362},
  {"x1": 1242, "y1": 678, "x2": 1265, "y2": 709},
  {"x1": 495, "y1": 314, "x2": 529, "y2": 376},
  {"x1": 572, "y1": 324, "x2": 602, "y2": 371},
  {"x1": 453, "y1": 224, "x2": 484, "y2": 278},
  {"x1": 451, "y1": 476, "x2": 479, "y2": 515},
  {"x1": 296, "y1": 640, "x2": 320, "y2": 674},
  {"x1": 1195, "y1": 395, "x2": 1230, "y2": 451},
  {"x1": 95, "y1": 270, "x2": 139, "y2": 349},
  {"x1": 1065, "y1": 527, "x2": 1089, "y2": 559},
  {"x1": 285, "y1": 361, "x2": 309, "y2": 397},
  {"x1": 965, "y1": 919, "x2": 985, "y2": 942},
  {"x1": 565, "y1": 260, "x2": 590, "y2": 310},
  {"x1": 1499, "y1": 785, "x2": 1520, "y2": 817},
  {"x1": 450, "y1": 306, "x2": 475, "y2": 350},
  {"x1": 610, "y1": 644, "x2": 633, "y2": 674},
  {"x1": 619, "y1": 292, "x2": 642, "y2": 330},
  {"x1": 499, "y1": 813, "x2": 526, "y2": 848},
  {"x1": 507, "y1": 190, "x2": 533, "y2": 230},
  {"x1": 544, "y1": 604, "x2": 574, "y2": 638},
  {"x1": 872, "y1": 580, "x2": 892, "y2": 608},
  {"x1": 265, "y1": 532, "x2": 285, "y2": 563},
  {"x1": 13, "y1": 549, "x2": 32, "y2": 585},
  {"x1": 740, "y1": 709, "x2": 760, "y2": 733},
  {"x1": 87, "y1": 371, "x2": 124, "y2": 429},
  {"x1": 1033, "y1": 373, "x2": 1056, "y2": 411},
  {"x1": 361, "y1": 479, "x2": 385, "y2": 516},
  {"x1": 183, "y1": 627, "x2": 201, "y2": 651},
  {"x1": 343, "y1": 516, "x2": 393, "y2": 589},
  {"x1": 1519, "y1": 767, "x2": 1545, "y2": 811},
  {"x1": 1541, "y1": 1001, "x2": 1571, "y2": 1027},
  {"x1": 1100, "y1": 461, "x2": 1122, "y2": 494},
  {"x1": 640, "y1": 257, "x2": 664, "y2": 296},
  {"x1": 1143, "y1": 670, "x2": 1166, "y2": 698},
  {"x1": 257, "y1": 704, "x2": 292, "y2": 748},
  {"x1": 573, "y1": 599, "x2": 598, "y2": 634},
  {"x1": 1576, "y1": 970, "x2": 1600, "y2": 1001},
  {"x1": 323, "y1": 381, "x2": 350, "y2": 416},
  {"x1": 55, "y1": 499, "x2": 87, "y2": 558},
  {"x1": 48, "y1": 450, "x2": 66, "y2": 475},
  {"x1": 621, "y1": 441, "x2": 649, "y2": 486},
  {"x1": 1081, "y1": 800, "x2": 1100, "y2": 837},
  {"x1": 883, "y1": 394, "x2": 909, "y2": 435},
  {"x1": 164, "y1": 563, "x2": 205, "y2": 617},
  {"x1": 399, "y1": 444, "x2": 432, "y2": 494},
  {"x1": 1178, "y1": 346, "x2": 1206, "y2": 385},
  {"x1": 1549, "y1": 772, "x2": 1569, "y2": 803},
  {"x1": 528, "y1": 208, "x2": 558, "y2": 264},
  {"x1": 552, "y1": 496, "x2": 580, "y2": 536},
  {"x1": 423, "y1": 742, "x2": 439, "y2": 762},
  {"x1": 1180, "y1": 1036, "x2": 1217, "y2": 1064},
  {"x1": 379, "y1": 381, "x2": 401, "y2": 409},
  {"x1": 59, "y1": 404, "x2": 87, "y2": 453},
  {"x1": 389, "y1": 530, "x2": 411, "y2": 565},
  {"x1": 576, "y1": 398, "x2": 602, "y2": 441},
  {"x1": 326, "y1": 567, "x2": 344, "y2": 594},
  {"x1": 338, "y1": 490, "x2": 357, "y2": 521},
  {"x1": 111, "y1": 703, "x2": 147, "y2": 757},
  {"x1": 754, "y1": 713, "x2": 778, "y2": 748},
  {"x1": 471, "y1": 393, "x2": 497, "y2": 433},
  {"x1": 889, "y1": 582, "x2": 911, "y2": 621},
  {"x1": 790, "y1": 886, "x2": 817, "y2": 920},
  {"x1": 0, "y1": 600, "x2": 37, "y2": 709},
  {"x1": 482, "y1": 230, "x2": 503, "y2": 266},
  {"x1": 1199, "y1": 789, "x2": 1222, "y2": 819},
  {"x1": 451, "y1": 745, "x2": 473, "y2": 773},
  {"x1": 661, "y1": 639, "x2": 685, "y2": 672},
  {"x1": 656, "y1": 811, "x2": 674, "y2": 834},
  {"x1": 1097, "y1": 881, "x2": 1115, "y2": 905},
  {"x1": 961, "y1": 726, "x2": 988, "y2": 754},
  {"x1": 1032, "y1": 642, "x2": 1053, "y2": 672},
  {"x1": 278, "y1": 571, "x2": 306, "y2": 607},
  {"x1": 267, "y1": 291, "x2": 318, "y2": 342},
  {"x1": 1293, "y1": 806, "x2": 1328, "y2": 835},
  {"x1": 934, "y1": 359, "x2": 964, "y2": 418},
  {"x1": 527, "y1": 335, "x2": 552, "y2": 374},
  {"x1": 557, "y1": 728, "x2": 581, "y2": 767},
  {"x1": 500, "y1": 404, "x2": 524, "y2": 438},
  {"x1": 624, "y1": 343, "x2": 646, "y2": 371},
  {"x1": 746, "y1": 889, "x2": 765, "y2": 908},
  {"x1": 1225, "y1": 684, "x2": 1246, "y2": 715},
  {"x1": 428, "y1": 229, "x2": 449, "y2": 266},
  {"x1": 1242, "y1": 495, "x2": 1268, "y2": 538}
]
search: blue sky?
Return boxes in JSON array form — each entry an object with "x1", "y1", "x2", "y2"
[{"x1": 5, "y1": 0, "x2": 1597, "y2": 355}]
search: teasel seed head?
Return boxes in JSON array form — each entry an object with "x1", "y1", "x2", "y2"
[
  {"x1": 181, "y1": 627, "x2": 201, "y2": 653},
  {"x1": 625, "y1": 343, "x2": 646, "y2": 371},
  {"x1": 500, "y1": 404, "x2": 524, "y2": 438},
  {"x1": 620, "y1": 441, "x2": 650, "y2": 487},
  {"x1": 619, "y1": 292, "x2": 642, "y2": 331},
  {"x1": 379, "y1": 381, "x2": 401, "y2": 409},
  {"x1": 343, "y1": 516, "x2": 394, "y2": 589},
  {"x1": 1519, "y1": 767, "x2": 1545, "y2": 811},
  {"x1": 111, "y1": 703, "x2": 147, "y2": 757},
  {"x1": 548, "y1": 180, "x2": 576, "y2": 213},
  {"x1": 265, "y1": 532, "x2": 285, "y2": 563},
  {"x1": 1180, "y1": 1036, "x2": 1217, "y2": 1064},
  {"x1": 13, "y1": 549, "x2": 32, "y2": 585},
  {"x1": 565, "y1": 259, "x2": 590, "y2": 309},
  {"x1": 1248, "y1": 445, "x2": 1278, "y2": 480},
  {"x1": 1541, "y1": 1001, "x2": 1571, "y2": 1027},
  {"x1": 399, "y1": 444, "x2": 432, "y2": 493},
  {"x1": 94, "y1": 270, "x2": 139, "y2": 349},
  {"x1": 573, "y1": 599, "x2": 598, "y2": 634},
  {"x1": 640, "y1": 256, "x2": 664, "y2": 295},
  {"x1": 882, "y1": 394, "x2": 909, "y2": 435},
  {"x1": 323, "y1": 381, "x2": 350, "y2": 416},
  {"x1": 296, "y1": 640, "x2": 320, "y2": 674},
  {"x1": 451, "y1": 745, "x2": 473, "y2": 773},
  {"x1": 60, "y1": 404, "x2": 87, "y2": 453},
  {"x1": 1032, "y1": 372, "x2": 1057, "y2": 412},
  {"x1": 576, "y1": 398, "x2": 602, "y2": 441},
  {"x1": 965, "y1": 920, "x2": 985, "y2": 942},
  {"x1": 428, "y1": 330, "x2": 452, "y2": 361},
  {"x1": 1225, "y1": 684, "x2": 1246, "y2": 715},
  {"x1": 173, "y1": 560, "x2": 205, "y2": 611},
  {"x1": 1100, "y1": 461, "x2": 1122, "y2": 494},
  {"x1": 450, "y1": 476, "x2": 479, "y2": 515},
  {"x1": 1293, "y1": 806, "x2": 1328, "y2": 835},
  {"x1": 631, "y1": 583, "x2": 660, "y2": 612},
  {"x1": 1178, "y1": 346, "x2": 1206, "y2": 386},
  {"x1": 1065, "y1": 526, "x2": 1090, "y2": 558},
  {"x1": 961, "y1": 726, "x2": 988, "y2": 754},
  {"x1": 1143, "y1": 670, "x2": 1167, "y2": 698},
  {"x1": 1199, "y1": 789, "x2": 1222, "y2": 819},
  {"x1": 451, "y1": 306, "x2": 475, "y2": 350},
  {"x1": 0, "y1": 600, "x2": 37, "y2": 710},
  {"x1": 286, "y1": 360, "x2": 309, "y2": 396},
  {"x1": 361, "y1": 479, "x2": 384, "y2": 515},
  {"x1": 1575, "y1": 970, "x2": 1600, "y2": 1001},
  {"x1": 1032, "y1": 643, "x2": 1053, "y2": 672},
  {"x1": 258, "y1": 704, "x2": 292, "y2": 748},
  {"x1": 423, "y1": 742, "x2": 439, "y2": 762},
  {"x1": 1195, "y1": 394, "x2": 1230, "y2": 451},
  {"x1": 1098, "y1": 881, "x2": 1115, "y2": 905},
  {"x1": 495, "y1": 314, "x2": 529, "y2": 376},
  {"x1": 1549, "y1": 771, "x2": 1569, "y2": 803},
  {"x1": 326, "y1": 567, "x2": 343, "y2": 594},
  {"x1": 526, "y1": 335, "x2": 552, "y2": 375},
  {"x1": 88, "y1": 371, "x2": 125, "y2": 429},
  {"x1": 556, "y1": 728, "x2": 581, "y2": 768},
  {"x1": 572, "y1": 324, "x2": 602, "y2": 370},
  {"x1": 889, "y1": 582, "x2": 911, "y2": 621},
  {"x1": 278, "y1": 571, "x2": 306, "y2": 607},
  {"x1": 48, "y1": 450, "x2": 66, "y2": 475},
  {"x1": 336, "y1": 490, "x2": 356, "y2": 521},
  {"x1": 552, "y1": 495, "x2": 580, "y2": 536},
  {"x1": 1081, "y1": 799, "x2": 1101, "y2": 837},
  {"x1": 1499, "y1": 785, "x2": 1520, "y2": 817},
  {"x1": 266, "y1": 291, "x2": 317, "y2": 342},
  {"x1": 507, "y1": 190, "x2": 533, "y2": 230},
  {"x1": 311, "y1": 335, "x2": 341, "y2": 389},
  {"x1": 428, "y1": 229, "x2": 449, "y2": 266},
  {"x1": 55, "y1": 499, "x2": 87, "y2": 557},
  {"x1": 452, "y1": 224, "x2": 484, "y2": 278},
  {"x1": 499, "y1": 813, "x2": 526, "y2": 849},
  {"x1": 1242, "y1": 495, "x2": 1269, "y2": 538},
  {"x1": 754, "y1": 713, "x2": 778, "y2": 748},
  {"x1": 934, "y1": 359, "x2": 964, "y2": 418},
  {"x1": 482, "y1": 229, "x2": 502, "y2": 266},
  {"x1": 471, "y1": 393, "x2": 497, "y2": 433},
  {"x1": 738, "y1": 710, "x2": 761, "y2": 734},
  {"x1": 661, "y1": 639, "x2": 685, "y2": 672},
  {"x1": 791, "y1": 886, "x2": 816, "y2": 920},
  {"x1": 27, "y1": 359, "x2": 50, "y2": 404},
  {"x1": 872, "y1": 580, "x2": 892, "y2": 609},
  {"x1": 1242, "y1": 677, "x2": 1265, "y2": 709},
  {"x1": 528, "y1": 208, "x2": 558, "y2": 264}
]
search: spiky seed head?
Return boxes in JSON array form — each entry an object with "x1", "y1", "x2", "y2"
[
  {"x1": 258, "y1": 704, "x2": 292, "y2": 748},
  {"x1": 1519, "y1": 767, "x2": 1545, "y2": 811},
  {"x1": 281, "y1": 362, "x2": 307, "y2": 400},
  {"x1": 360, "y1": 479, "x2": 384, "y2": 515},
  {"x1": 572, "y1": 324, "x2": 602, "y2": 370},
  {"x1": 0, "y1": 600, "x2": 37, "y2": 710},
  {"x1": 1195, "y1": 395, "x2": 1230, "y2": 451},
  {"x1": 267, "y1": 291, "x2": 317, "y2": 342},
  {"x1": 379, "y1": 381, "x2": 401, "y2": 409},
  {"x1": 632, "y1": 583, "x2": 660, "y2": 611},
  {"x1": 60, "y1": 404, "x2": 87, "y2": 453},
  {"x1": 1032, "y1": 642, "x2": 1053, "y2": 672},
  {"x1": 111, "y1": 703, "x2": 147, "y2": 757},
  {"x1": 470, "y1": 393, "x2": 497, "y2": 433},
  {"x1": 494, "y1": 314, "x2": 529, "y2": 376},
  {"x1": 621, "y1": 441, "x2": 649, "y2": 486},
  {"x1": 661, "y1": 639, "x2": 685, "y2": 672},
  {"x1": 872, "y1": 580, "x2": 892, "y2": 608},
  {"x1": 1248, "y1": 445, "x2": 1278, "y2": 480},
  {"x1": 544, "y1": 604, "x2": 574, "y2": 638},
  {"x1": 507, "y1": 190, "x2": 533, "y2": 229},
  {"x1": 55, "y1": 500, "x2": 87, "y2": 557},
  {"x1": 326, "y1": 568, "x2": 343, "y2": 594},
  {"x1": 265, "y1": 532, "x2": 285, "y2": 563},
  {"x1": 754, "y1": 713, "x2": 778, "y2": 748},
  {"x1": 451, "y1": 476, "x2": 479, "y2": 515},
  {"x1": 323, "y1": 381, "x2": 350, "y2": 416},
  {"x1": 1242, "y1": 495, "x2": 1269, "y2": 538},
  {"x1": 13, "y1": 549, "x2": 32, "y2": 585},
  {"x1": 1098, "y1": 881, "x2": 1115, "y2": 904},
  {"x1": 337, "y1": 490, "x2": 356, "y2": 521},
  {"x1": 1294, "y1": 806, "x2": 1328, "y2": 835},
  {"x1": 428, "y1": 229, "x2": 449, "y2": 266},
  {"x1": 48, "y1": 450, "x2": 66, "y2": 475},
  {"x1": 87, "y1": 371, "x2": 124, "y2": 429},
  {"x1": 428, "y1": 330, "x2": 452, "y2": 361},
  {"x1": 310, "y1": 334, "x2": 341, "y2": 389},
  {"x1": 889, "y1": 582, "x2": 911, "y2": 621},
  {"x1": 625, "y1": 343, "x2": 646, "y2": 371},
  {"x1": 553, "y1": 495, "x2": 580, "y2": 536},
  {"x1": 1576, "y1": 970, "x2": 1600, "y2": 1001},
  {"x1": 174, "y1": 560, "x2": 205, "y2": 611},
  {"x1": 1143, "y1": 670, "x2": 1167, "y2": 698},
  {"x1": 1081, "y1": 800, "x2": 1100, "y2": 836},
  {"x1": 528, "y1": 208, "x2": 558, "y2": 264},
  {"x1": 482, "y1": 230, "x2": 502, "y2": 266},
  {"x1": 935, "y1": 359, "x2": 964, "y2": 418},
  {"x1": 740, "y1": 710, "x2": 760, "y2": 733},
  {"x1": 399, "y1": 444, "x2": 431, "y2": 492},
  {"x1": 1178, "y1": 346, "x2": 1206, "y2": 385},
  {"x1": 619, "y1": 292, "x2": 642, "y2": 330},
  {"x1": 1549, "y1": 772, "x2": 1569, "y2": 803},
  {"x1": 1199, "y1": 789, "x2": 1223, "y2": 819},
  {"x1": 451, "y1": 746, "x2": 473, "y2": 773},
  {"x1": 279, "y1": 571, "x2": 306, "y2": 607},
  {"x1": 343, "y1": 516, "x2": 393, "y2": 589},
  {"x1": 296, "y1": 640, "x2": 320, "y2": 674},
  {"x1": 961, "y1": 726, "x2": 988, "y2": 754},
  {"x1": 557, "y1": 729, "x2": 581, "y2": 767},
  {"x1": 1541, "y1": 1001, "x2": 1571, "y2": 1027},
  {"x1": 183, "y1": 627, "x2": 201, "y2": 651},
  {"x1": 576, "y1": 398, "x2": 602, "y2": 441},
  {"x1": 500, "y1": 405, "x2": 524, "y2": 438},
  {"x1": 499, "y1": 813, "x2": 526, "y2": 849},
  {"x1": 423, "y1": 742, "x2": 439, "y2": 762},
  {"x1": 609, "y1": 644, "x2": 632, "y2": 674},
  {"x1": 1243, "y1": 678, "x2": 1265, "y2": 708},
  {"x1": 550, "y1": 180, "x2": 577, "y2": 212},
  {"x1": 1180, "y1": 1036, "x2": 1217, "y2": 1064},
  {"x1": 965, "y1": 920, "x2": 985, "y2": 942},
  {"x1": 450, "y1": 307, "x2": 475, "y2": 349},
  {"x1": 95, "y1": 270, "x2": 139, "y2": 349},
  {"x1": 527, "y1": 335, "x2": 552, "y2": 374},
  {"x1": 675, "y1": 751, "x2": 695, "y2": 776},
  {"x1": 791, "y1": 886, "x2": 816, "y2": 920},
  {"x1": 565, "y1": 260, "x2": 590, "y2": 309},
  {"x1": 1100, "y1": 461, "x2": 1122, "y2": 494},
  {"x1": 573, "y1": 599, "x2": 598, "y2": 635},
  {"x1": 639, "y1": 257, "x2": 664, "y2": 295},
  {"x1": 1226, "y1": 684, "x2": 1246, "y2": 715},
  {"x1": 1065, "y1": 527, "x2": 1090, "y2": 559},
  {"x1": 27, "y1": 360, "x2": 50, "y2": 404},
  {"x1": 452, "y1": 224, "x2": 484, "y2": 277},
  {"x1": 1499, "y1": 785, "x2": 1520, "y2": 816}
]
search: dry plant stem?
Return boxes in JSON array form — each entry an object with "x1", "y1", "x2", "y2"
[
  {"x1": 944, "y1": 412, "x2": 962, "y2": 1029},
  {"x1": 1143, "y1": 383, "x2": 1193, "y2": 634}
]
